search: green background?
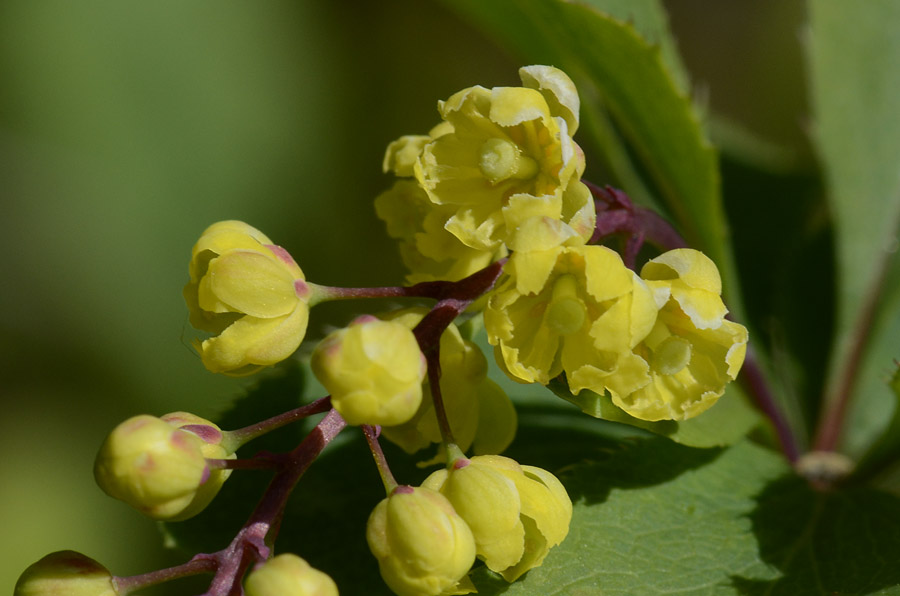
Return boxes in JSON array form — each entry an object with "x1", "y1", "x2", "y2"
[{"x1": 0, "y1": 1, "x2": 807, "y2": 593}]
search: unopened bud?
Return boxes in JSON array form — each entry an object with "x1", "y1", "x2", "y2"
[{"x1": 15, "y1": 551, "x2": 117, "y2": 596}]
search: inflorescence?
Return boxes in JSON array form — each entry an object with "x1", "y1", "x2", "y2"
[{"x1": 16, "y1": 66, "x2": 747, "y2": 596}]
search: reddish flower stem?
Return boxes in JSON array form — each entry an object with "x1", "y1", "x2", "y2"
[
  {"x1": 114, "y1": 556, "x2": 217, "y2": 595},
  {"x1": 224, "y1": 396, "x2": 333, "y2": 450}
]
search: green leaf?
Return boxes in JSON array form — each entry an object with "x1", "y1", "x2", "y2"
[
  {"x1": 548, "y1": 377, "x2": 760, "y2": 448},
  {"x1": 164, "y1": 380, "x2": 900, "y2": 595},
  {"x1": 807, "y1": 0, "x2": 900, "y2": 458},
  {"x1": 446, "y1": 0, "x2": 743, "y2": 313}
]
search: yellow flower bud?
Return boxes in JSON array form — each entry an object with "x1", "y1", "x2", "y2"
[
  {"x1": 379, "y1": 309, "x2": 516, "y2": 457},
  {"x1": 485, "y1": 242, "x2": 658, "y2": 400},
  {"x1": 158, "y1": 412, "x2": 235, "y2": 519},
  {"x1": 93, "y1": 415, "x2": 220, "y2": 520},
  {"x1": 312, "y1": 316, "x2": 426, "y2": 426},
  {"x1": 184, "y1": 220, "x2": 310, "y2": 376},
  {"x1": 15, "y1": 551, "x2": 117, "y2": 596},
  {"x1": 422, "y1": 455, "x2": 572, "y2": 582},
  {"x1": 367, "y1": 486, "x2": 476, "y2": 596},
  {"x1": 614, "y1": 249, "x2": 748, "y2": 420},
  {"x1": 245, "y1": 554, "x2": 338, "y2": 596}
]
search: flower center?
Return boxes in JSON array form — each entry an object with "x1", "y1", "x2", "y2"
[
  {"x1": 478, "y1": 138, "x2": 538, "y2": 184},
  {"x1": 545, "y1": 274, "x2": 586, "y2": 336},
  {"x1": 652, "y1": 336, "x2": 692, "y2": 376}
]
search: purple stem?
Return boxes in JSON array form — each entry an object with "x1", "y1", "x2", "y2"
[
  {"x1": 225, "y1": 397, "x2": 333, "y2": 449},
  {"x1": 114, "y1": 556, "x2": 217, "y2": 595},
  {"x1": 739, "y1": 347, "x2": 801, "y2": 462},
  {"x1": 204, "y1": 409, "x2": 348, "y2": 596},
  {"x1": 813, "y1": 254, "x2": 887, "y2": 452},
  {"x1": 409, "y1": 260, "x2": 506, "y2": 445}
]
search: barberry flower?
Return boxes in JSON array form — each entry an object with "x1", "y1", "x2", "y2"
[
  {"x1": 375, "y1": 180, "x2": 501, "y2": 283},
  {"x1": 15, "y1": 551, "x2": 117, "y2": 596},
  {"x1": 184, "y1": 220, "x2": 311, "y2": 376},
  {"x1": 379, "y1": 309, "x2": 516, "y2": 457},
  {"x1": 367, "y1": 486, "x2": 476, "y2": 596},
  {"x1": 93, "y1": 414, "x2": 226, "y2": 521},
  {"x1": 485, "y1": 240, "x2": 658, "y2": 399},
  {"x1": 245, "y1": 554, "x2": 338, "y2": 596},
  {"x1": 422, "y1": 455, "x2": 572, "y2": 582},
  {"x1": 615, "y1": 249, "x2": 748, "y2": 420},
  {"x1": 311, "y1": 316, "x2": 426, "y2": 426},
  {"x1": 381, "y1": 66, "x2": 593, "y2": 254}
]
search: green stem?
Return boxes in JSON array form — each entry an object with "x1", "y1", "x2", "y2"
[{"x1": 363, "y1": 425, "x2": 398, "y2": 494}]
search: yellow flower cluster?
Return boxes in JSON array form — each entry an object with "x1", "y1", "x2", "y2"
[
  {"x1": 485, "y1": 240, "x2": 748, "y2": 421},
  {"x1": 376, "y1": 65, "x2": 595, "y2": 282}
]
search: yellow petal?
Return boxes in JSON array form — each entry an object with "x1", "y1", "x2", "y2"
[
  {"x1": 519, "y1": 65, "x2": 581, "y2": 133},
  {"x1": 641, "y1": 248, "x2": 722, "y2": 294},
  {"x1": 205, "y1": 250, "x2": 298, "y2": 318}
]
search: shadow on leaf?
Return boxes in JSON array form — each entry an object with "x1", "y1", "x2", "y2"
[{"x1": 731, "y1": 475, "x2": 900, "y2": 594}]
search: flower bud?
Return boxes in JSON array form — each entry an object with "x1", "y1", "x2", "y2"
[
  {"x1": 367, "y1": 486, "x2": 476, "y2": 596},
  {"x1": 423, "y1": 455, "x2": 572, "y2": 582},
  {"x1": 379, "y1": 308, "x2": 516, "y2": 457},
  {"x1": 15, "y1": 551, "x2": 117, "y2": 596},
  {"x1": 158, "y1": 412, "x2": 235, "y2": 519},
  {"x1": 184, "y1": 220, "x2": 311, "y2": 376},
  {"x1": 312, "y1": 316, "x2": 426, "y2": 426},
  {"x1": 94, "y1": 414, "x2": 218, "y2": 520},
  {"x1": 245, "y1": 554, "x2": 338, "y2": 596}
]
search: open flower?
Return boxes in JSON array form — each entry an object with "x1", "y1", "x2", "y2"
[
  {"x1": 412, "y1": 66, "x2": 593, "y2": 251},
  {"x1": 375, "y1": 180, "x2": 502, "y2": 283},
  {"x1": 615, "y1": 249, "x2": 748, "y2": 420},
  {"x1": 184, "y1": 220, "x2": 311, "y2": 376},
  {"x1": 422, "y1": 455, "x2": 572, "y2": 582},
  {"x1": 485, "y1": 239, "x2": 658, "y2": 399}
]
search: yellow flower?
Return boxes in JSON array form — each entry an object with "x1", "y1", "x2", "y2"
[
  {"x1": 184, "y1": 220, "x2": 311, "y2": 376},
  {"x1": 245, "y1": 554, "x2": 338, "y2": 596},
  {"x1": 395, "y1": 66, "x2": 593, "y2": 252},
  {"x1": 422, "y1": 455, "x2": 572, "y2": 582},
  {"x1": 485, "y1": 241, "x2": 658, "y2": 399},
  {"x1": 15, "y1": 551, "x2": 117, "y2": 596},
  {"x1": 367, "y1": 486, "x2": 476, "y2": 596},
  {"x1": 375, "y1": 180, "x2": 502, "y2": 284},
  {"x1": 311, "y1": 316, "x2": 426, "y2": 426},
  {"x1": 94, "y1": 415, "x2": 222, "y2": 521},
  {"x1": 379, "y1": 309, "x2": 516, "y2": 457},
  {"x1": 615, "y1": 249, "x2": 748, "y2": 420}
]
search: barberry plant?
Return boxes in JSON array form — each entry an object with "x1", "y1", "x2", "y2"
[{"x1": 13, "y1": 2, "x2": 900, "y2": 595}]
